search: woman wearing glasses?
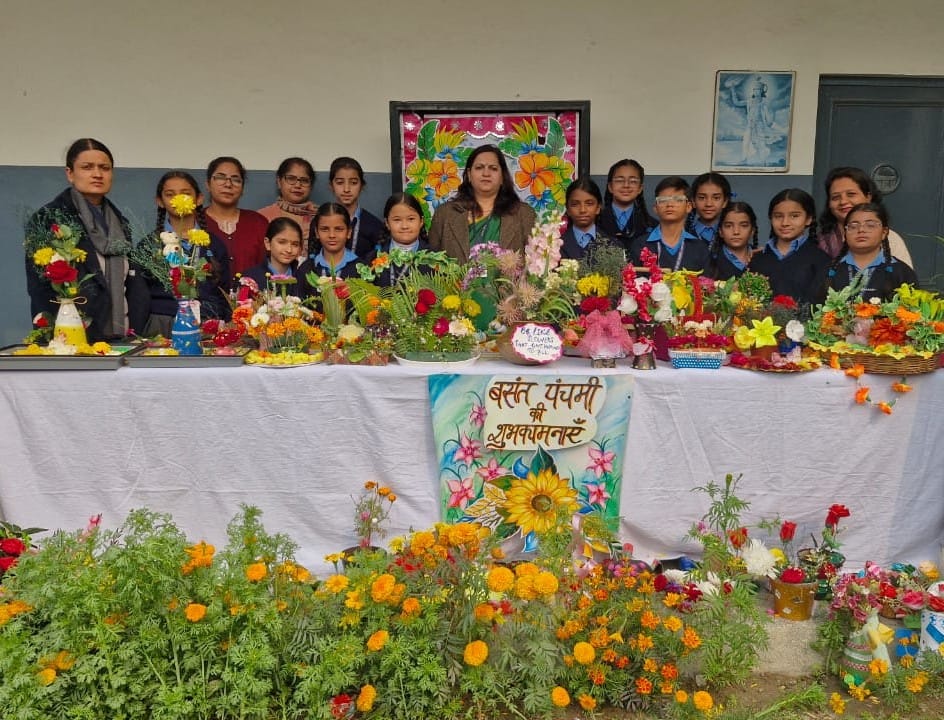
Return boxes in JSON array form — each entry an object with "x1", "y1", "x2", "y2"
[
  {"x1": 596, "y1": 159, "x2": 655, "y2": 250},
  {"x1": 258, "y1": 157, "x2": 317, "y2": 258},
  {"x1": 204, "y1": 156, "x2": 268, "y2": 276}
]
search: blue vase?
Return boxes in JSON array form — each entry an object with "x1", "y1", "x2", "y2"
[{"x1": 171, "y1": 300, "x2": 202, "y2": 356}]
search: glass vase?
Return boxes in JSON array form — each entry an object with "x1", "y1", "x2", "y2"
[
  {"x1": 171, "y1": 299, "x2": 202, "y2": 356},
  {"x1": 53, "y1": 297, "x2": 87, "y2": 346}
]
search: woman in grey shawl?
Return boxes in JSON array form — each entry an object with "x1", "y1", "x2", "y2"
[{"x1": 25, "y1": 138, "x2": 148, "y2": 341}]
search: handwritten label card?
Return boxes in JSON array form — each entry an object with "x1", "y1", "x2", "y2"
[{"x1": 509, "y1": 323, "x2": 563, "y2": 364}]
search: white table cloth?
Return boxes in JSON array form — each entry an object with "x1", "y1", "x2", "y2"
[{"x1": 1, "y1": 358, "x2": 941, "y2": 574}]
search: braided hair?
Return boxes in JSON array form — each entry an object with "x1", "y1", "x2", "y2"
[{"x1": 154, "y1": 171, "x2": 222, "y2": 281}]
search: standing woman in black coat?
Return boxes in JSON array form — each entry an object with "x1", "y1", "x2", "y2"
[{"x1": 25, "y1": 138, "x2": 148, "y2": 340}]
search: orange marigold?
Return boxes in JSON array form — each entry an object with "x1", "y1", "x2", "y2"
[
  {"x1": 463, "y1": 639, "x2": 489, "y2": 666},
  {"x1": 877, "y1": 401, "x2": 893, "y2": 415},
  {"x1": 366, "y1": 629, "x2": 389, "y2": 652},
  {"x1": 643, "y1": 658, "x2": 658, "y2": 673},
  {"x1": 588, "y1": 668, "x2": 606, "y2": 685},
  {"x1": 829, "y1": 353, "x2": 841, "y2": 369},
  {"x1": 896, "y1": 306, "x2": 921, "y2": 323},
  {"x1": 573, "y1": 641, "x2": 596, "y2": 665},
  {"x1": 184, "y1": 603, "x2": 207, "y2": 622},
  {"x1": 401, "y1": 597, "x2": 421, "y2": 618},
  {"x1": 550, "y1": 686, "x2": 570, "y2": 707},
  {"x1": 693, "y1": 690, "x2": 713, "y2": 711},
  {"x1": 474, "y1": 603, "x2": 496, "y2": 623},
  {"x1": 487, "y1": 566, "x2": 515, "y2": 593},
  {"x1": 855, "y1": 386, "x2": 870, "y2": 404},
  {"x1": 845, "y1": 364, "x2": 865, "y2": 378},
  {"x1": 578, "y1": 694, "x2": 597, "y2": 711},
  {"x1": 245, "y1": 562, "x2": 267, "y2": 582},
  {"x1": 356, "y1": 684, "x2": 377, "y2": 712},
  {"x1": 855, "y1": 303, "x2": 881, "y2": 318},
  {"x1": 891, "y1": 381, "x2": 913, "y2": 393},
  {"x1": 636, "y1": 677, "x2": 653, "y2": 695},
  {"x1": 370, "y1": 573, "x2": 397, "y2": 603},
  {"x1": 37, "y1": 667, "x2": 57, "y2": 686},
  {"x1": 636, "y1": 633, "x2": 654, "y2": 652},
  {"x1": 661, "y1": 663, "x2": 679, "y2": 680},
  {"x1": 675, "y1": 689, "x2": 689, "y2": 704},
  {"x1": 681, "y1": 627, "x2": 701, "y2": 650},
  {"x1": 640, "y1": 610, "x2": 661, "y2": 629}
]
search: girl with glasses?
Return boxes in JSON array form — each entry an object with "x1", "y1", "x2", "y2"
[
  {"x1": 258, "y1": 157, "x2": 317, "y2": 256},
  {"x1": 597, "y1": 159, "x2": 654, "y2": 250},
  {"x1": 204, "y1": 156, "x2": 268, "y2": 277}
]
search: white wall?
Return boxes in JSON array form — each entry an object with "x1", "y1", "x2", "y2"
[{"x1": 3, "y1": 0, "x2": 943, "y2": 174}]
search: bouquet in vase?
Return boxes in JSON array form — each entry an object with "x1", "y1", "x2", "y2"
[{"x1": 232, "y1": 275, "x2": 324, "y2": 364}]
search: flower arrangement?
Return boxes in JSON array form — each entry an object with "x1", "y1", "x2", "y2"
[
  {"x1": 352, "y1": 481, "x2": 396, "y2": 549},
  {"x1": 617, "y1": 247, "x2": 672, "y2": 324},
  {"x1": 576, "y1": 309, "x2": 633, "y2": 364},
  {"x1": 24, "y1": 217, "x2": 93, "y2": 300},
  {"x1": 729, "y1": 295, "x2": 821, "y2": 371},
  {"x1": 231, "y1": 275, "x2": 324, "y2": 361},
  {"x1": 317, "y1": 278, "x2": 394, "y2": 365},
  {"x1": 807, "y1": 282, "x2": 944, "y2": 359}
]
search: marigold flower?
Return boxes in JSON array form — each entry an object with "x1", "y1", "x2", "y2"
[
  {"x1": 52, "y1": 651, "x2": 75, "y2": 671},
  {"x1": 636, "y1": 677, "x2": 653, "y2": 694},
  {"x1": 829, "y1": 353, "x2": 841, "y2": 369},
  {"x1": 845, "y1": 364, "x2": 865, "y2": 378},
  {"x1": 692, "y1": 690, "x2": 713, "y2": 711},
  {"x1": 661, "y1": 663, "x2": 679, "y2": 680},
  {"x1": 245, "y1": 562, "x2": 267, "y2": 582},
  {"x1": 869, "y1": 658, "x2": 889, "y2": 676},
  {"x1": 356, "y1": 684, "x2": 377, "y2": 712},
  {"x1": 829, "y1": 691, "x2": 846, "y2": 714},
  {"x1": 573, "y1": 641, "x2": 596, "y2": 665},
  {"x1": 185, "y1": 603, "x2": 207, "y2": 622},
  {"x1": 578, "y1": 694, "x2": 597, "y2": 711},
  {"x1": 855, "y1": 386, "x2": 870, "y2": 404},
  {"x1": 675, "y1": 689, "x2": 689, "y2": 704},
  {"x1": 487, "y1": 566, "x2": 515, "y2": 593},
  {"x1": 366, "y1": 629, "x2": 389, "y2": 652},
  {"x1": 401, "y1": 597, "x2": 421, "y2": 617},
  {"x1": 37, "y1": 667, "x2": 57, "y2": 686},
  {"x1": 681, "y1": 627, "x2": 701, "y2": 650},
  {"x1": 514, "y1": 575, "x2": 538, "y2": 600},
  {"x1": 325, "y1": 574, "x2": 349, "y2": 593},
  {"x1": 550, "y1": 686, "x2": 570, "y2": 707},
  {"x1": 643, "y1": 658, "x2": 658, "y2": 673},
  {"x1": 370, "y1": 573, "x2": 397, "y2": 603},
  {"x1": 877, "y1": 401, "x2": 893, "y2": 415},
  {"x1": 345, "y1": 590, "x2": 364, "y2": 610},
  {"x1": 474, "y1": 602, "x2": 495, "y2": 623},
  {"x1": 905, "y1": 671, "x2": 929, "y2": 693},
  {"x1": 891, "y1": 381, "x2": 913, "y2": 393},
  {"x1": 33, "y1": 247, "x2": 55, "y2": 266},
  {"x1": 463, "y1": 639, "x2": 489, "y2": 666},
  {"x1": 640, "y1": 610, "x2": 661, "y2": 629}
]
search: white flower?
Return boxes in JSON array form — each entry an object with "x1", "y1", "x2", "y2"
[
  {"x1": 695, "y1": 572, "x2": 721, "y2": 597},
  {"x1": 449, "y1": 318, "x2": 473, "y2": 337},
  {"x1": 650, "y1": 281, "x2": 671, "y2": 304},
  {"x1": 337, "y1": 324, "x2": 365, "y2": 343},
  {"x1": 785, "y1": 319, "x2": 805, "y2": 342},
  {"x1": 617, "y1": 293, "x2": 638, "y2": 314},
  {"x1": 268, "y1": 296, "x2": 286, "y2": 313},
  {"x1": 250, "y1": 312, "x2": 270, "y2": 327},
  {"x1": 50, "y1": 252, "x2": 66, "y2": 264},
  {"x1": 653, "y1": 305, "x2": 673, "y2": 323},
  {"x1": 663, "y1": 569, "x2": 688, "y2": 585},
  {"x1": 742, "y1": 539, "x2": 778, "y2": 578}
]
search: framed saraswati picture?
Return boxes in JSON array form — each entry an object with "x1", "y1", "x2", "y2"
[
  {"x1": 390, "y1": 100, "x2": 590, "y2": 226},
  {"x1": 711, "y1": 71, "x2": 795, "y2": 172}
]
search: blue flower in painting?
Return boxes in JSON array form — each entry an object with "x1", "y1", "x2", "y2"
[
  {"x1": 527, "y1": 190, "x2": 555, "y2": 212},
  {"x1": 424, "y1": 186, "x2": 445, "y2": 211}
]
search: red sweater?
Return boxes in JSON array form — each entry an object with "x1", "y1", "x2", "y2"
[{"x1": 204, "y1": 209, "x2": 268, "y2": 277}]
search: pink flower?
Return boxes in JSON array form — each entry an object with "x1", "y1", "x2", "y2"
[
  {"x1": 476, "y1": 458, "x2": 504, "y2": 481},
  {"x1": 585, "y1": 482, "x2": 610, "y2": 506},
  {"x1": 432, "y1": 317, "x2": 450, "y2": 337},
  {"x1": 468, "y1": 403, "x2": 487, "y2": 427},
  {"x1": 447, "y1": 476, "x2": 475, "y2": 509},
  {"x1": 454, "y1": 434, "x2": 482, "y2": 465},
  {"x1": 586, "y1": 447, "x2": 615, "y2": 478}
]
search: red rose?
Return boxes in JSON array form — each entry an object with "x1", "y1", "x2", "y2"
[
  {"x1": 817, "y1": 562, "x2": 837, "y2": 579},
  {"x1": 44, "y1": 259, "x2": 78, "y2": 284},
  {"x1": 771, "y1": 295, "x2": 798, "y2": 310},
  {"x1": 580, "y1": 296, "x2": 611, "y2": 314},
  {"x1": 432, "y1": 316, "x2": 449, "y2": 337},
  {"x1": 825, "y1": 504, "x2": 850, "y2": 528},
  {"x1": 780, "y1": 567, "x2": 806, "y2": 583},
  {"x1": 201, "y1": 319, "x2": 221, "y2": 336},
  {"x1": 34, "y1": 315, "x2": 49, "y2": 328},
  {"x1": 417, "y1": 288, "x2": 437, "y2": 307},
  {"x1": 333, "y1": 282, "x2": 350, "y2": 300},
  {"x1": 779, "y1": 521, "x2": 797, "y2": 543},
  {"x1": 879, "y1": 582, "x2": 898, "y2": 600},
  {"x1": 0, "y1": 537, "x2": 26, "y2": 556},
  {"x1": 415, "y1": 302, "x2": 429, "y2": 315},
  {"x1": 0, "y1": 555, "x2": 16, "y2": 572},
  {"x1": 727, "y1": 527, "x2": 748, "y2": 549},
  {"x1": 927, "y1": 594, "x2": 944, "y2": 612},
  {"x1": 653, "y1": 573, "x2": 668, "y2": 592}
]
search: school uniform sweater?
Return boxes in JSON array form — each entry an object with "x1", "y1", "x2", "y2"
[{"x1": 749, "y1": 238, "x2": 831, "y2": 305}]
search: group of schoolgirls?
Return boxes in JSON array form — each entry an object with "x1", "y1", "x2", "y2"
[{"x1": 560, "y1": 161, "x2": 918, "y2": 306}]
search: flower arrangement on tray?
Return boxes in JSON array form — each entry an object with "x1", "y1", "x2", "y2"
[
  {"x1": 231, "y1": 275, "x2": 325, "y2": 364},
  {"x1": 807, "y1": 280, "x2": 944, "y2": 373},
  {"x1": 730, "y1": 294, "x2": 821, "y2": 371},
  {"x1": 317, "y1": 277, "x2": 394, "y2": 365}
]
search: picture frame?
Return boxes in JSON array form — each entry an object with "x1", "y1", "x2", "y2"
[
  {"x1": 390, "y1": 100, "x2": 590, "y2": 225},
  {"x1": 711, "y1": 71, "x2": 795, "y2": 172}
]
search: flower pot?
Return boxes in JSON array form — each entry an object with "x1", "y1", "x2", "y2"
[
  {"x1": 53, "y1": 298, "x2": 87, "y2": 346},
  {"x1": 770, "y1": 578, "x2": 816, "y2": 621},
  {"x1": 839, "y1": 626, "x2": 873, "y2": 686},
  {"x1": 171, "y1": 300, "x2": 202, "y2": 356}
]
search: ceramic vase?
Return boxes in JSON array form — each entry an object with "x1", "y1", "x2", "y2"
[{"x1": 53, "y1": 298, "x2": 87, "y2": 346}]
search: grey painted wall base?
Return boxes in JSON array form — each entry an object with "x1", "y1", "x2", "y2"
[{"x1": 0, "y1": 166, "x2": 810, "y2": 346}]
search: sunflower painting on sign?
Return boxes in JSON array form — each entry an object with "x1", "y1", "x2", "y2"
[
  {"x1": 428, "y1": 373, "x2": 633, "y2": 562},
  {"x1": 391, "y1": 101, "x2": 590, "y2": 226}
]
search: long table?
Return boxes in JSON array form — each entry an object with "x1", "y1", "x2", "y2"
[{"x1": 1, "y1": 358, "x2": 942, "y2": 573}]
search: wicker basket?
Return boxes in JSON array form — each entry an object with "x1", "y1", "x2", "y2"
[
  {"x1": 836, "y1": 352, "x2": 941, "y2": 375},
  {"x1": 668, "y1": 348, "x2": 726, "y2": 369}
]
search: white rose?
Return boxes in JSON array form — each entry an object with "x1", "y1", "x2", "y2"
[
  {"x1": 650, "y1": 281, "x2": 671, "y2": 304},
  {"x1": 449, "y1": 319, "x2": 470, "y2": 337},
  {"x1": 785, "y1": 319, "x2": 806, "y2": 342},
  {"x1": 617, "y1": 294, "x2": 638, "y2": 314}
]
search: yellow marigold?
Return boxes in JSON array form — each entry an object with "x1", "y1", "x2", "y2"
[
  {"x1": 578, "y1": 694, "x2": 597, "y2": 711},
  {"x1": 410, "y1": 530, "x2": 436, "y2": 553},
  {"x1": 370, "y1": 573, "x2": 397, "y2": 603},
  {"x1": 847, "y1": 683, "x2": 870, "y2": 701},
  {"x1": 463, "y1": 640, "x2": 489, "y2": 666},
  {"x1": 692, "y1": 690, "x2": 713, "y2": 712},
  {"x1": 550, "y1": 686, "x2": 570, "y2": 707},
  {"x1": 869, "y1": 658, "x2": 888, "y2": 676},
  {"x1": 675, "y1": 689, "x2": 689, "y2": 704},
  {"x1": 514, "y1": 575, "x2": 538, "y2": 600},
  {"x1": 366, "y1": 629, "x2": 389, "y2": 652},
  {"x1": 643, "y1": 658, "x2": 658, "y2": 673},
  {"x1": 463, "y1": 298, "x2": 481, "y2": 317},
  {"x1": 245, "y1": 562, "x2": 267, "y2": 582},
  {"x1": 37, "y1": 667, "x2": 57, "y2": 686},
  {"x1": 905, "y1": 671, "x2": 928, "y2": 693},
  {"x1": 628, "y1": 597, "x2": 644, "y2": 612},
  {"x1": 33, "y1": 247, "x2": 55, "y2": 266},
  {"x1": 829, "y1": 691, "x2": 845, "y2": 714},
  {"x1": 900, "y1": 655, "x2": 914, "y2": 668},
  {"x1": 514, "y1": 562, "x2": 540, "y2": 577},
  {"x1": 229, "y1": 604, "x2": 245, "y2": 616},
  {"x1": 52, "y1": 651, "x2": 75, "y2": 671},
  {"x1": 325, "y1": 574, "x2": 349, "y2": 593},
  {"x1": 640, "y1": 610, "x2": 661, "y2": 629},
  {"x1": 474, "y1": 603, "x2": 496, "y2": 623},
  {"x1": 681, "y1": 626, "x2": 701, "y2": 649},
  {"x1": 168, "y1": 193, "x2": 197, "y2": 217},
  {"x1": 573, "y1": 641, "x2": 596, "y2": 665},
  {"x1": 401, "y1": 597, "x2": 421, "y2": 617},
  {"x1": 345, "y1": 590, "x2": 364, "y2": 610},
  {"x1": 443, "y1": 522, "x2": 479, "y2": 548},
  {"x1": 441, "y1": 294, "x2": 462, "y2": 311},
  {"x1": 532, "y1": 571, "x2": 559, "y2": 596},
  {"x1": 187, "y1": 228, "x2": 211, "y2": 247},
  {"x1": 663, "y1": 592, "x2": 681, "y2": 609},
  {"x1": 487, "y1": 566, "x2": 515, "y2": 593},
  {"x1": 356, "y1": 684, "x2": 377, "y2": 712},
  {"x1": 660, "y1": 682, "x2": 674, "y2": 695},
  {"x1": 184, "y1": 603, "x2": 207, "y2": 622},
  {"x1": 576, "y1": 273, "x2": 610, "y2": 297},
  {"x1": 73, "y1": 248, "x2": 87, "y2": 262}
]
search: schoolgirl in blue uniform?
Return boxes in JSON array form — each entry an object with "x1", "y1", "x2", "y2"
[
  {"x1": 368, "y1": 193, "x2": 431, "y2": 287},
  {"x1": 327, "y1": 156, "x2": 384, "y2": 259},
  {"x1": 296, "y1": 203, "x2": 361, "y2": 299},
  {"x1": 705, "y1": 201, "x2": 759, "y2": 280},
  {"x1": 687, "y1": 172, "x2": 732, "y2": 243},
  {"x1": 629, "y1": 176, "x2": 709, "y2": 272},
  {"x1": 135, "y1": 171, "x2": 231, "y2": 337},
  {"x1": 819, "y1": 202, "x2": 917, "y2": 303},
  {"x1": 596, "y1": 159, "x2": 655, "y2": 251},
  {"x1": 241, "y1": 217, "x2": 304, "y2": 293},
  {"x1": 560, "y1": 176, "x2": 613, "y2": 260},
  {"x1": 749, "y1": 189, "x2": 830, "y2": 305}
]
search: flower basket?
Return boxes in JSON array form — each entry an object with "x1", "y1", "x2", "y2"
[
  {"x1": 770, "y1": 578, "x2": 816, "y2": 621},
  {"x1": 835, "y1": 351, "x2": 941, "y2": 375},
  {"x1": 668, "y1": 348, "x2": 726, "y2": 369}
]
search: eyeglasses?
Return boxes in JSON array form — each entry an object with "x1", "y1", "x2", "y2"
[
  {"x1": 210, "y1": 173, "x2": 244, "y2": 186},
  {"x1": 611, "y1": 177, "x2": 641, "y2": 187},
  {"x1": 845, "y1": 220, "x2": 883, "y2": 232},
  {"x1": 655, "y1": 195, "x2": 688, "y2": 205},
  {"x1": 281, "y1": 175, "x2": 312, "y2": 186}
]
